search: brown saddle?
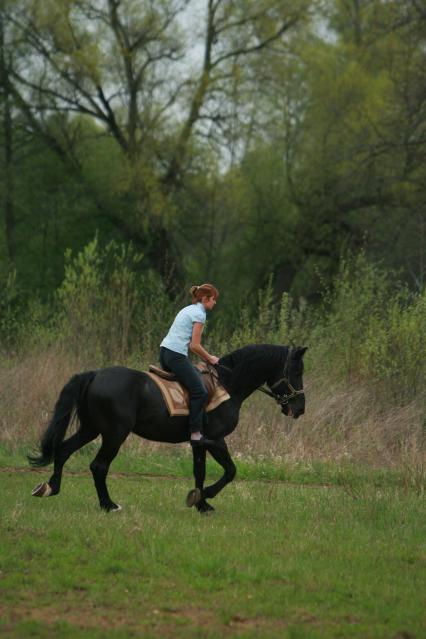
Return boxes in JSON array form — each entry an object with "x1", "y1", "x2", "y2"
[
  {"x1": 146, "y1": 362, "x2": 230, "y2": 417},
  {"x1": 148, "y1": 365, "x2": 178, "y2": 381}
]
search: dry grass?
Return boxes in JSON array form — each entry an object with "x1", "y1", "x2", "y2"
[
  {"x1": 228, "y1": 377, "x2": 425, "y2": 467},
  {"x1": 0, "y1": 347, "x2": 83, "y2": 449},
  {"x1": 1, "y1": 348, "x2": 424, "y2": 482}
]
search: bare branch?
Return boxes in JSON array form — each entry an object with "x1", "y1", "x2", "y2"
[{"x1": 212, "y1": 17, "x2": 300, "y2": 68}]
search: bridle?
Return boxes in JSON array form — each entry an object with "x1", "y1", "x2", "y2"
[
  {"x1": 212, "y1": 350, "x2": 305, "y2": 408},
  {"x1": 267, "y1": 348, "x2": 305, "y2": 406},
  {"x1": 258, "y1": 375, "x2": 305, "y2": 406}
]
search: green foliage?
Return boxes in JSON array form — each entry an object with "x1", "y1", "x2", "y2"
[
  {"x1": 2, "y1": 0, "x2": 426, "y2": 302},
  {"x1": 55, "y1": 236, "x2": 173, "y2": 364},
  {"x1": 310, "y1": 255, "x2": 393, "y2": 380},
  {"x1": 1, "y1": 0, "x2": 426, "y2": 421},
  {"x1": 360, "y1": 289, "x2": 426, "y2": 402},
  {"x1": 0, "y1": 270, "x2": 54, "y2": 353},
  {"x1": 307, "y1": 255, "x2": 425, "y2": 402},
  {"x1": 213, "y1": 253, "x2": 424, "y2": 406},
  {"x1": 1, "y1": 235, "x2": 423, "y2": 409},
  {"x1": 294, "y1": 255, "x2": 426, "y2": 404},
  {"x1": 0, "y1": 270, "x2": 22, "y2": 349}
]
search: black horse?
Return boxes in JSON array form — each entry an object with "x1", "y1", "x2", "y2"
[{"x1": 29, "y1": 344, "x2": 307, "y2": 513}]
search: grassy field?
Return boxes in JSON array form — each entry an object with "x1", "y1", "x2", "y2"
[{"x1": 0, "y1": 449, "x2": 425, "y2": 639}]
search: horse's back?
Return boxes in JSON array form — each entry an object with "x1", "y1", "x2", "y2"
[
  {"x1": 90, "y1": 366, "x2": 145, "y2": 394},
  {"x1": 86, "y1": 366, "x2": 149, "y2": 423},
  {"x1": 86, "y1": 366, "x2": 178, "y2": 436}
]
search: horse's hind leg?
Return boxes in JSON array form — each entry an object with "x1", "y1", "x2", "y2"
[
  {"x1": 90, "y1": 429, "x2": 128, "y2": 512},
  {"x1": 202, "y1": 439, "x2": 236, "y2": 503},
  {"x1": 32, "y1": 425, "x2": 98, "y2": 498}
]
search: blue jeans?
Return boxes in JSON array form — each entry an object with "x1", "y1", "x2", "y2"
[{"x1": 159, "y1": 347, "x2": 208, "y2": 433}]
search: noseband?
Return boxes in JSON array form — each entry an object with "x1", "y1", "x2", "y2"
[
  {"x1": 264, "y1": 376, "x2": 305, "y2": 406},
  {"x1": 263, "y1": 350, "x2": 305, "y2": 406}
]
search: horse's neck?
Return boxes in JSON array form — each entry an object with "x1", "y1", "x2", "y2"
[
  {"x1": 220, "y1": 345, "x2": 288, "y2": 403},
  {"x1": 229, "y1": 371, "x2": 268, "y2": 403},
  {"x1": 225, "y1": 347, "x2": 287, "y2": 403}
]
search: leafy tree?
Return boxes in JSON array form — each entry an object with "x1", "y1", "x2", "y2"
[
  {"x1": 233, "y1": 0, "x2": 426, "y2": 296},
  {"x1": 1, "y1": 0, "x2": 311, "y2": 286},
  {"x1": 1, "y1": 0, "x2": 425, "y2": 308}
]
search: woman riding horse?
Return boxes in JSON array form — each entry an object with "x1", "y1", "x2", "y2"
[{"x1": 29, "y1": 342, "x2": 307, "y2": 513}]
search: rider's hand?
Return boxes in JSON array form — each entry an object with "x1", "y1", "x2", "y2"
[{"x1": 209, "y1": 356, "x2": 220, "y2": 365}]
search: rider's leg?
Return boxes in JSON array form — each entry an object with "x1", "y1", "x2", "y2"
[{"x1": 159, "y1": 347, "x2": 211, "y2": 442}]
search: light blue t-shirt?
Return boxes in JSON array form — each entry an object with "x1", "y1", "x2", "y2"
[{"x1": 160, "y1": 302, "x2": 206, "y2": 355}]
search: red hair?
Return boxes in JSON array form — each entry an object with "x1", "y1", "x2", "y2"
[{"x1": 189, "y1": 283, "x2": 219, "y2": 303}]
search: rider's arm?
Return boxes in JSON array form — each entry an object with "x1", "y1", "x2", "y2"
[{"x1": 189, "y1": 322, "x2": 219, "y2": 365}]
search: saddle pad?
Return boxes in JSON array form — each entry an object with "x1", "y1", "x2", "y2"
[{"x1": 146, "y1": 365, "x2": 230, "y2": 417}]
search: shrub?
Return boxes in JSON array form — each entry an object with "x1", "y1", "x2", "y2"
[
  {"x1": 55, "y1": 237, "x2": 173, "y2": 365},
  {"x1": 360, "y1": 288, "x2": 426, "y2": 402}
]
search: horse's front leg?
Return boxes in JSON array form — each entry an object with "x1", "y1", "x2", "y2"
[
  {"x1": 186, "y1": 444, "x2": 214, "y2": 513},
  {"x1": 202, "y1": 439, "x2": 236, "y2": 503}
]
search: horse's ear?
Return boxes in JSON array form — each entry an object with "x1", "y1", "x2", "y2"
[{"x1": 296, "y1": 346, "x2": 308, "y2": 358}]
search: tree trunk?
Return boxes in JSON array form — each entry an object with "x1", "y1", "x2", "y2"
[
  {"x1": 3, "y1": 90, "x2": 15, "y2": 262},
  {"x1": 0, "y1": 6, "x2": 15, "y2": 263}
]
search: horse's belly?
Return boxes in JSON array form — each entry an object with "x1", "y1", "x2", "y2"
[{"x1": 132, "y1": 413, "x2": 190, "y2": 444}]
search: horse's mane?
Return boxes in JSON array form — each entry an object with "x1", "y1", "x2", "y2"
[{"x1": 219, "y1": 344, "x2": 289, "y2": 390}]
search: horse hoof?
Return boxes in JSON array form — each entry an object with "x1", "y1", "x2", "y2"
[
  {"x1": 186, "y1": 488, "x2": 202, "y2": 508},
  {"x1": 101, "y1": 502, "x2": 122, "y2": 512},
  {"x1": 31, "y1": 482, "x2": 52, "y2": 498},
  {"x1": 197, "y1": 501, "x2": 215, "y2": 514}
]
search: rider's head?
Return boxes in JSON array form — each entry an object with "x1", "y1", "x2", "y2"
[{"x1": 189, "y1": 284, "x2": 219, "y2": 309}]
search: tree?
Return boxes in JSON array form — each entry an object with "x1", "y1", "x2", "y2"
[
  {"x1": 1, "y1": 0, "x2": 311, "y2": 284},
  {"x1": 237, "y1": 0, "x2": 426, "y2": 295},
  {"x1": 0, "y1": 0, "x2": 17, "y2": 264}
]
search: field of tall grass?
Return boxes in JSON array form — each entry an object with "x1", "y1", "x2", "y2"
[{"x1": 0, "y1": 242, "x2": 425, "y2": 485}]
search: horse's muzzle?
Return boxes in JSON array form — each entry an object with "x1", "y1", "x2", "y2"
[{"x1": 282, "y1": 404, "x2": 304, "y2": 419}]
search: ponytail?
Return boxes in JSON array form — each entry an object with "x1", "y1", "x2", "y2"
[{"x1": 189, "y1": 283, "x2": 219, "y2": 303}]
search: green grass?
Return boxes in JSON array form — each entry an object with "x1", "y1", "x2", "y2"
[
  {"x1": 0, "y1": 451, "x2": 425, "y2": 639},
  {"x1": 0, "y1": 443, "x2": 413, "y2": 491}
]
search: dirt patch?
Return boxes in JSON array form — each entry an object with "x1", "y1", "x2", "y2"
[
  {"x1": 0, "y1": 465, "x2": 337, "y2": 489},
  {"x1": 228, "y1": 613, "x2": 278, "y2": 630},
  {"x1": 0, "y1": 601, "x2": 292, "y2": 637},
  {"x1": 1, "y1": 600, "x2": 167, "y2": 633}
]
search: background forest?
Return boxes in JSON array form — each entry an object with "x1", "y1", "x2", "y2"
[{"x1": 0, "y1": 0, "x2": 425, "y2": 473}]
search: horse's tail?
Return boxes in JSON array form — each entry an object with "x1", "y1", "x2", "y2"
[{"x1": 28, "y1": 371, "x2": 96, "y2": 467}]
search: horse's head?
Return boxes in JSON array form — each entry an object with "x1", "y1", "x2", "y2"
[{"x1": 269, "y1": 346, "x2": 307, "y2": 419}]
